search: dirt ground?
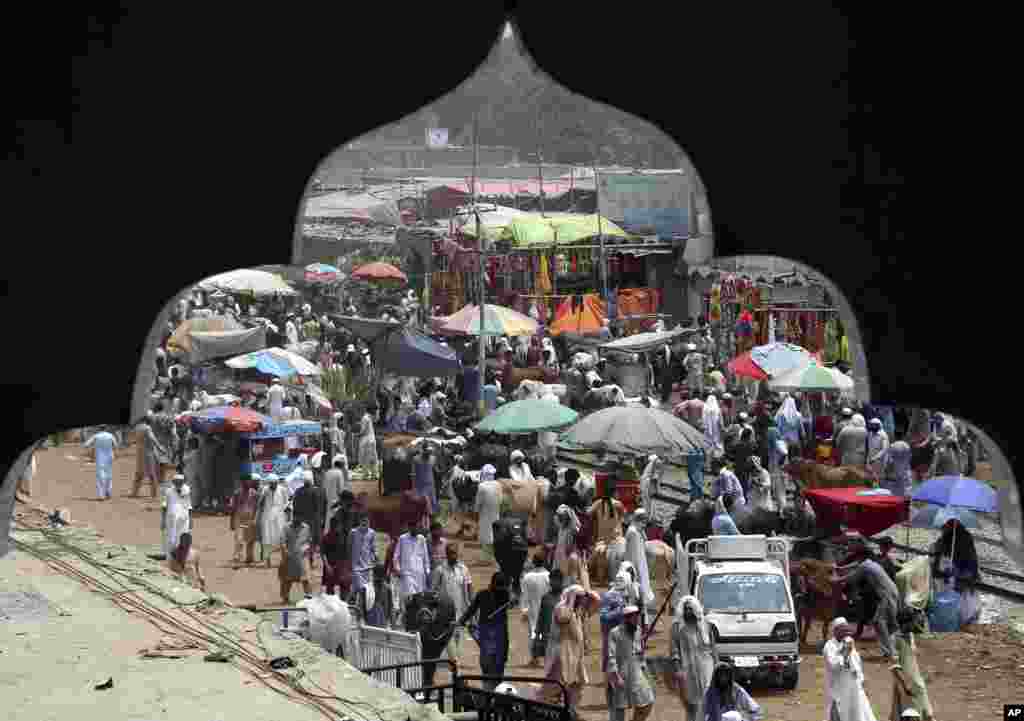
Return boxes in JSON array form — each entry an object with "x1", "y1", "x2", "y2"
[{"x1": 20, "y1": 442, "x2": 1024, "y2": 721}]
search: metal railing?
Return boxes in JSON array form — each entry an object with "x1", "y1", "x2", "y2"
[{"x1": 357, "y1": 661, "x2": 572, "y2": 720}]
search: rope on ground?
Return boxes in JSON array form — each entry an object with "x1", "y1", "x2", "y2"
[{"x1": 13, "y1": 523, "x2": 386, "y2": 721}]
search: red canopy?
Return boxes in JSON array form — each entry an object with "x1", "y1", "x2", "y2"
[
  {"x1": 727, "y1": 351, "x2": 770, "y2": 381},
  {"x1": 804, "y1": 487, "x2": 910, "y2": 538}
]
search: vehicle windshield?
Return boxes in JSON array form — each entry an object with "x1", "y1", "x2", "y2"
[{"x1": 699, "y1": 573, "x2": 790, "y2": 614}]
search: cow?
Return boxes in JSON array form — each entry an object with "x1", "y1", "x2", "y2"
[
  {"x1": 783, "y1": 459, "x2": 877, "y2": 491},
  {"x1": 645, "y1": 539, "x2": 675, "y2": 587},
  {"x1": 790, "y1": 557, "x2": 876, "y2": 646},
  {"x1": 514, "y1": 379, "x2": 547, "y2": 401},
  {"x1": 501, "y1": 363, "x2": 558, "y2": 389},
  {"x1": 588, "y1": 538, "x2": 628, "y2": 587},
  {"x1": 356, "y1": 490, "x2": 431, "y2": 539},
  {"x1": 403, "y1": 590, "x2": 456, "y2": 696},
  {"x1": 492, "y1": 517, "x2": 529, "y2": 598},
  {"x1": 582, "y1": 384, "x2": 626, "y2": 412}
]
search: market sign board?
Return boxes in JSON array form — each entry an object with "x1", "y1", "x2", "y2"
[
  {"x1": 598, "y1": 172, "x2": 691, "y2": 238},
  {"x1": 426, "y1": 128, "x2": 449, "y2": 149}
]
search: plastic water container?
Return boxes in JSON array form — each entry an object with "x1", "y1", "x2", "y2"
[{"x1": 928, "y1": 590, "x2": 961, "y2": 632}]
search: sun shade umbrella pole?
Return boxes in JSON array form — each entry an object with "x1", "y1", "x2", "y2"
[{"x1": 474, "y1": 111, "x2": 487, "y2": 421}]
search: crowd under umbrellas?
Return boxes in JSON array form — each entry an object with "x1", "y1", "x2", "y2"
[{"x1": 45, "y1": 261, "x2": 1011, "y2": 721}]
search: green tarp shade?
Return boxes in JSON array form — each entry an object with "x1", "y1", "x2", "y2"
[{"x1": 500, "y1": 213, "x2": 634, "y2": 248}]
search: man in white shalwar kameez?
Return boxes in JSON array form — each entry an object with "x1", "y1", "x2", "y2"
[
  {"x1": 258, "y1": 475, "x2": 289, "y2": 567},
  {"x1": 162, "y1": 474, "x2": 192, "y2": 559},
  {"x1": 519, "y1": 554, "x2": 551, "y2": 666},
  {"x1": 639, "y1": 455, "x2": 663, "y2": 513},
  {"x1": 267, "y1": 377, "x2": 285, "y2": 423},
  {"x1": 625, "y1": 508, "x2": 656, "y2": 616},
  {"x1": 702, "y1": 395, "x2": 724, "y2": 458},
  {"x1": 823, "y1": 617, "x2": 879, "y2": 721},
  {"x1": 393, "y1": 521, "x2": 431, "y2": 614},
  {"x1": 84, "y1": 427, "x2": 118, "y2": 500},
  {"x1": 475, "y1": 465, "x2": 502, "y2": 551}
]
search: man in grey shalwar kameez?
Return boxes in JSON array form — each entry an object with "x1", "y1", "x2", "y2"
[
  {"x1": 671, "y1": 595, "x2": 717, "y2": 721},
  {"x1": 348, "y1": 513, "x2": 377, "y2": 600},
  {"x1": 607, "y1": 605, "x2": 655, "y2": 721}
]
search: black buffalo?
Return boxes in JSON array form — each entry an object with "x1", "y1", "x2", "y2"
[{"x1": 664, "y1": 499, "x2": 715, "y2": 551}]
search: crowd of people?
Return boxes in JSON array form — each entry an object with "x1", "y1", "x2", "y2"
[{"x1": 25, "y1": 275, "x2": 989, "y2": 721}]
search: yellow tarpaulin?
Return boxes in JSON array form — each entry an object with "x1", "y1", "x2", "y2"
[{"x1": 500, "y1": 213, "x2": 634, "y2": 248}]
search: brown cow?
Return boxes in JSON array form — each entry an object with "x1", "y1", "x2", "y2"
[
  {"x1": 784, "y1": 459, "x2": 877, "y2": 492},
  {"x1": 791, "y1": 558, "x2": 843, "y2": 645},
  {"x1": 356, "y1": 490, "x2": 431, "y2": 538}
]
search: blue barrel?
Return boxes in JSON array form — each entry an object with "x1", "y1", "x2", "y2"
[{"x1": 928, "y1": 590, "x2": 961, "y2": 632}]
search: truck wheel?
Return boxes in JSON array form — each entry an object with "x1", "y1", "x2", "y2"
[{"x1": 782, "y1": 668, "x2": 799, "y2": 690}]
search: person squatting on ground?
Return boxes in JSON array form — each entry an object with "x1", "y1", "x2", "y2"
[
  {"x1": 167, "y1": 531, "x2": 206, "y2": 592},
  {"x1": 703, "y1": 662, "x2": 762, "y2": 721}
]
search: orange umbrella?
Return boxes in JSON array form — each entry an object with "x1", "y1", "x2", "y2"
[{"x1": 351, "y1": 262, "x2": 407, "y2": 284}]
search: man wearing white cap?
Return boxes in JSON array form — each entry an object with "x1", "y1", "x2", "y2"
[
  {"x1": 267, "y1": 376, "x2": 285, "y2": 423},
  {"x1": 258, "y1": 474, "x2": 288, "y2": 566},
  {"x1": 607, "y1": 605, "x2": 655, "y2": 721},
  {"x1": 475, "y1": 465, "x2": 502, "y2": 552},
  {"x1": 322, "y1": 454, "x2": 348, "y2": 530},
  {"x1": 509, "y1": 449, "x2": 535, "y2": 484}
]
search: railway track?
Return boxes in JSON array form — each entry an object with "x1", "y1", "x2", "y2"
[{"x1": 10, "y1": 518, "x2": 388, "y2": 721}]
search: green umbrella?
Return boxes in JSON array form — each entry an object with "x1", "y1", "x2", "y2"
[
  {"x1": 767, "y1": 360, "x2": 854, "y2": 393},
  {"x1": 475, "y1": 399, "x2": 579, "y2": 435}
]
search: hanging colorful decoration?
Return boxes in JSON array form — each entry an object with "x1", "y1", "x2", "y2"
[
  {"x1": 709, "y1": 282, "x2": 723, "y2": 323},
  {"x1": 721, "y1": 273, "x2": 738, "y2": 303}
]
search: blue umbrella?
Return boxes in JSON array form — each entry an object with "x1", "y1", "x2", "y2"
[
  {"x1": 911, "y1": 475, "x2": 997, "y2": 513},
  {"x1": 910, "y1": 504, "x2": 979, "y2": 530}
]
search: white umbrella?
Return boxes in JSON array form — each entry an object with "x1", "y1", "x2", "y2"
[
  {"x1": 198, "y1": 269, "x2": 299, "y2": 297},
  {"x1": 768, "y1": 360, "x2": 854, "y2": 393}
]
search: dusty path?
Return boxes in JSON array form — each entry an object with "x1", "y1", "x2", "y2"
[{"x1": 20, "y1": 442, "x2": 1024, "y2": 721}]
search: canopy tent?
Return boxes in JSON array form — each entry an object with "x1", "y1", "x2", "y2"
[
  {"x1": 476, "y1": 399, "x2": 579, "y2": 435},
  {"x1": 803, "y1": 487, "x2": 910, "y2": 538},
  {"x1": 548, "y1": 294, "x2": 607, "y2": 337},
  {"x1": 197, "y1": 269, "x2": 299, "y2": 297},
  {"x1": 500, "y1": 213, "x2": 633, "y2": 248},
  {"x1": 167, "y1": 316, "x2": 244, "y2": 357},
  {"x1": 224, "y1": 346, "x2": 322, "y2": 378},
  {"x1": 599, "y1": 327, "x2": 697, "y2": 354},
  {"x1": 332, "y1": 316, "x2": 461, "y2": 377},
  {"x1": 303, "y1": 190, "x2": 404, "y2": 226},
  {"x1": 452, "y1": 204, "x2": 533, "y2": 243},
  {"x1": 184, "y1": 327, "x2": 266, "y2": 365}
]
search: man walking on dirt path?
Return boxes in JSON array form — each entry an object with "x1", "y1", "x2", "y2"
[
  {"x1": 84, "y1": 427, "x2": 118, "y2": 500},
  {"x1": 279, "y1": 512, "x2": 313, "y2": 603},
  {"x1": 230, "y1": 476, "x2": 260, "y2": 568}
]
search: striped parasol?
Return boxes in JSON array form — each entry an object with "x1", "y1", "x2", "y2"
[
  {"x1": 438, "y1": 303, "x2": 538, "y2": 337},
  {"x1": 304, "y1": 263, "x2": 342, "y2": 283}
]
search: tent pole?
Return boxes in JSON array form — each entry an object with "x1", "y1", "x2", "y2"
[{"x1": 473, "y1": 111, "x2": 487, "y2": 421}]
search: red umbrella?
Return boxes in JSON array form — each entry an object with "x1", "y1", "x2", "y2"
[
  {"x1": 727, "y1": 351, "x2": 770, "y2": 381},
  {"x1": 351, "y1": 262, "x2": 407, "y2": 284}
]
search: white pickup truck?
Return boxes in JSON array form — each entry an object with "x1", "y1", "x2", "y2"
[{"x1": 676, "y1": 535, "x2": 800, "y2": 689}]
